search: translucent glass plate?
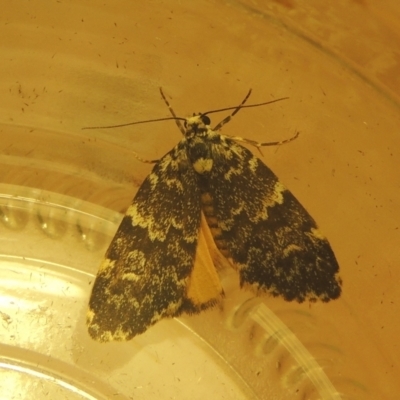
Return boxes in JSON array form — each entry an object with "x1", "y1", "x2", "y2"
[{"x1": 1, "y1": 1, "x2": 400, "y2": 399}]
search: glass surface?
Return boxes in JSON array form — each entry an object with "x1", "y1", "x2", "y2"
[{"x1": 1, "y1": 1, "x2": 400, "y2": 399}]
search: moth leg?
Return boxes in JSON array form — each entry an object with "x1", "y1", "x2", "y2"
[
  {"x1": 130, "y1": 150, "x2": 159, "y2": 164},
  {"x1": 227, "y1": 131, "x2": 300, "y2": 156}
]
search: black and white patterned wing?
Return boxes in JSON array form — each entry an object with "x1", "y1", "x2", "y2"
[
  {"x1": 87, "y1": 142, "x2": 202, "y2": 342},
  {"x1": 205, "y1": 136, "x2": 342, "y2": 303}
]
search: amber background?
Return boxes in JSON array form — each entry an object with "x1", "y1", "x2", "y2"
[{"x1": 1, "y1": 1, "x2": 400, "y2": 399}]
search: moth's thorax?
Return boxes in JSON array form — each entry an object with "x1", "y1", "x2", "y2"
[
  {"x1": 184, "y1": 114, "x2": 210, "y2": 136},
  {"x1": 184, "y1": 114, "x2": 219, "y2": 174}
]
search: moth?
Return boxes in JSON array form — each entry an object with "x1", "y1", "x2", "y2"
[{"x1": 86, "y1": 88, "x2": 342, "y2": 342}]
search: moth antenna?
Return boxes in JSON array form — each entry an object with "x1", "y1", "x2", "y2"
[{"x1": 159, "y1": 87, "x2": 186, "y2": 135}]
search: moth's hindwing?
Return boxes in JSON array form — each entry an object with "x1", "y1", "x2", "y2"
[
  {"x1": 203, "y1": 135, "x2": 342, "y2": 303},
  {"x1": 87, "y1": 143, "x2": 222, "y2": 342}
]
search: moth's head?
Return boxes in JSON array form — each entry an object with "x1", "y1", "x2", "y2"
[{"x1": 184, "y1": 113, "x2": 211, "y2": 134}]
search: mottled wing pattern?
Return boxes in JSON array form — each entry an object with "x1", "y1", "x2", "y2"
[
  {"x1": 205, "y1": 135, "x2": 342, "y2": 303},
  {"x1": 87, "y1": 141, "x2": 202, "y2": 342}
]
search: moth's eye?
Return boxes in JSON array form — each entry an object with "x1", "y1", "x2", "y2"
[{"x1": 201, "y1": 115, "x2": 211, "y2": 125}]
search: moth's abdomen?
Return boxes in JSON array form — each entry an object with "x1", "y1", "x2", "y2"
[{"x1": 200, "y1": 191, "x2": 231, "y2": 258}]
